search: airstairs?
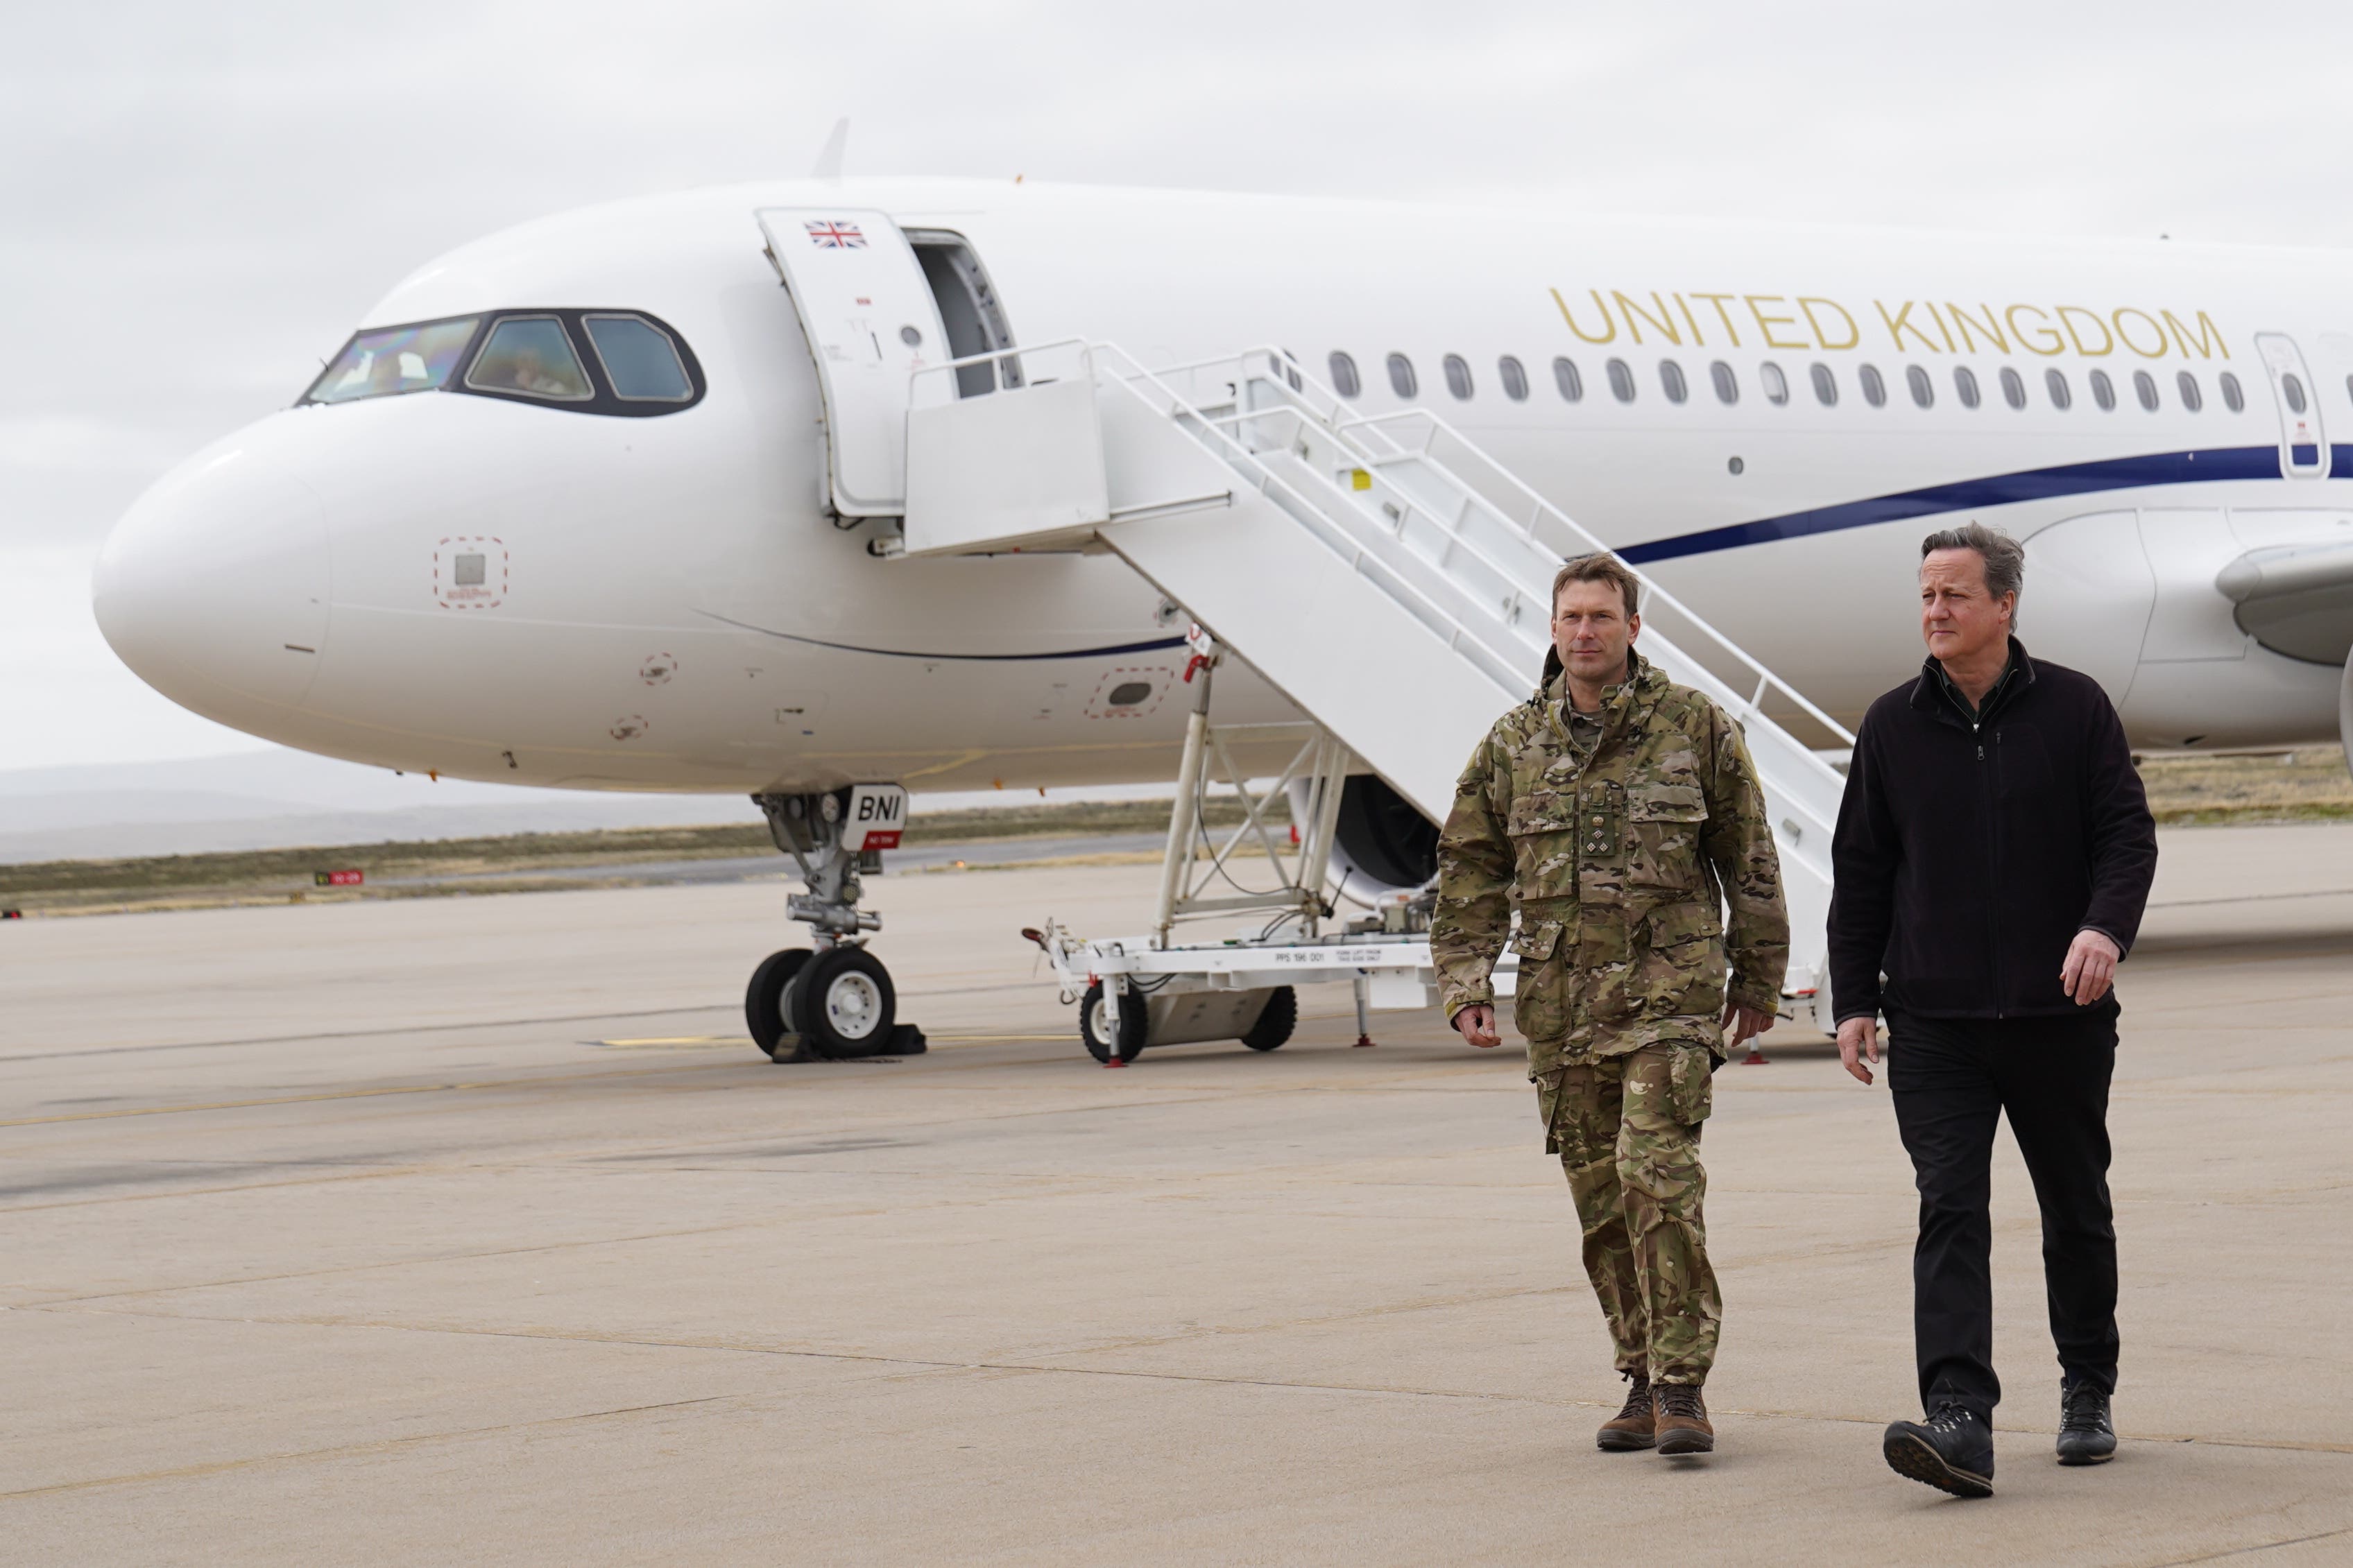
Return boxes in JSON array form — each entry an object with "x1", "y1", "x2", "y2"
[{"x1": 896, "y1": 342, "x2": 1852, "y2": 1057}]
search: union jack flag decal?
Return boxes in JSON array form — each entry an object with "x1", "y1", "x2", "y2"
[{"x1": 805, "y1": 220, "x2": 866, "y2": 249}]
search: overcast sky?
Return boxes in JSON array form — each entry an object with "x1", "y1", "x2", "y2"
[{"x1": 8, "y1": 0, "x2": 2352, "y2": 770}]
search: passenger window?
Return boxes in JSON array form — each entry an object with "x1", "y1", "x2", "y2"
[
  {"x1": 1810, "y1": 363, "x2": 1838, "y2": 406},
  {"x1": 1999, "y1": 366, "x2": 2026, "y2": 408},
  {"x1": 2177, "y1": 371, "x2": 2203, "y2": 412},
  {"x1": 465, "y1": 316, "x2": 594, "y2": 401},
  {"x1": 305, "y1": 316, "x2": 481, "y2": 405},
  {"x1": 1330, "y1": 351, "x2": 1362, "y2": 399},
  {"x1": 1907, "y1": 365, "x2": 1933, "y2": 408},
  {"x1": 1660, "y1": 359, "x2": 1688, "y2": 404},
  {"x1": 1553, "y1": 356, "x2": 1584, "y2": 402},
  {"x1": 1761, "y1": 361, "x2": 1788, "y2": 404},
  {"x1": 1710, "y1": 361, "x2": 1738, "y2": 404},
  {"x1": 1954, "y1": 366, "x2": 1980, "y2": 408},
  {"x1": 1387, "y1": 353, "x2": 1418, "y2": 399},
  {"x1": 1498, "y1": 355, "x2": 1529, "y2": 401},
  {"x1": 2220, "y1": 370, "x2": 2245, "y2": 412},
  {"x1": 1443, "y1": 354, "x2": 1474, "y2": 400},
  {"x1": 1607, "y1": 359, "x2": 1636, "y2": 402},
  {"x1": 2046, "y1": 368, "x2": 2073, "y2": 410},
  {"x1": 2133, "y1": 370, "x2": 2159, "y2": 411},
  {"x1": 2090, "y1": 369, "x2": 2116, "y2": 411},
  {"x1": 583, "y1": 314, "x2": 692, "y2": 402},
  {"x1": 1860, "y1": 364, "x2": 1887, "y2": 406},
  {"x1": 2283, "y1": 372, "x2": 2308, "y2": 414}
]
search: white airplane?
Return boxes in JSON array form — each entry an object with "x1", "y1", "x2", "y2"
[{"x1": 94, "y1": 175, "x2": 2353, "y2": 1058}]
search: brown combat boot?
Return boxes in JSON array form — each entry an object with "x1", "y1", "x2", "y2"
[
  {"x1": 1595, "y1": 1370, "x2": 1655, "y2": 1451},
  {"x1": 1654, "y1": 1381, "x2": 1715, "y2": 1455}
]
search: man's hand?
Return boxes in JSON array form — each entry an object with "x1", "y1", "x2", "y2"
[
  {"x1": 1721, "y1": 999, "x2": 1776, "y2": 1048},
  {"x1": 1837, "y1": 1015, "x2": 1881, "y2": 1085},
  {"x1": 1453, "y1": 1003, "x2": 1502, "y2": 1049},
  {"x1": 2061, "y1": 929, "x2": 2122, "y2": 1006}
]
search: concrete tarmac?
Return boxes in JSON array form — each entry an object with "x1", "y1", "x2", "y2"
[{"x1": 3, "y1": 823, "x2": 2350, "y2": 1565}]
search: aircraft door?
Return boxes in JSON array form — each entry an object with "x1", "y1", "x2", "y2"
[
  {"x1": 2254, "y1": 332, "x2": 2329, "y2": 479},
  {"x1": 758, "y1": 207, "x2": 948, "y2": 517}
]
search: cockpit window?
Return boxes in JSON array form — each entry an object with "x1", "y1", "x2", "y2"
[
  {"x1": 302, "y1": 308, "x2": 703, "y2": 417},
  {"x1": 465, "y1": 316, "x2": 594, "y2": 401},
  {"x1": 304, "y1": 318, "x2": 480, "y2": 404},
  {"x1": 583, "y1": 313, "x2": 693, "y2": 402}
]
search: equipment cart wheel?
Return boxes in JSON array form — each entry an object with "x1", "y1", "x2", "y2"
[
  {"x1": 1081, "y1": 981, "x2": 1148, "y2": 1065},
  {"x1": 745, "y1": 948, "x2": 813, "y2": 1060},
  {"x1": 1241, "y1": 985, "x2": 1298, "y2": 1051},
  {"x1": 798, "y1": 945, "x2": 898, "y2": 1059}
]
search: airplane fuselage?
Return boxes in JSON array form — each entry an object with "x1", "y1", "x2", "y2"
[{"x1": 96, "y1": 179, "x2": 2353, "y2": 797}]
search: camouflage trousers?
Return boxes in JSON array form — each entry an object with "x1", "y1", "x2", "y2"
[{"x1": 1534, "y1": 1041, "x2": 1720, "y2": 1385}]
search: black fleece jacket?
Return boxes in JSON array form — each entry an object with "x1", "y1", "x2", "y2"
[{"x1": 1828, "y1": 638, "x2": 2158, "y2": 1022}]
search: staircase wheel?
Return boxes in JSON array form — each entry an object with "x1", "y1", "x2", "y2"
[
  {"x1": 1080, "y1": 981, "x2": 1148, "y2": 1064},
  {"x1": 745, "y1": 948, "x2": 813, "y2": 1060},
  {"x1": 1241, "y1": 985, "x2": 1297, "y2": 1051}
]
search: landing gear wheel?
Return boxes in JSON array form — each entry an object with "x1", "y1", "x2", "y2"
[
  {"x1": 1241, "y1": 985, "x2": 1297, "y2": 1051},
  {"x1": 1080, "y1": 981, "x2": 1147, "y2": 1065},
  {"x1": 798, "y1": 945, "x2": 897, "y2": 1060},
  {"x1": 745, "y1": 948, "x2": 813, "y2": 1060}
]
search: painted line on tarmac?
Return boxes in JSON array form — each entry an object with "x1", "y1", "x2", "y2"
[
  {"x1": 3, "y1": 983, "x2": 1055, "y2": 1066},
  {"x1": 0, "y1": 1061, "x2": 749, "y2": 1127},
  {"x1": 587, "y1": 1033, "x2": 1068, "y2": 1049},
  {"x1": 0, "y1": 1003, "x2": 742, "y2": 1064},
  {"x1": 0, "y1": 1395, "x2": 730, "y2": 1499},
  {"x1": 34, "y1": 1302, "x2": 2353, "y2": 1467},
  {"x1": 2149, "y1": 888, "x2": 2353, "y2": 909},
  {"x1": 2145, "y1": 1525, "x2": 2353, "y2": 1565}
]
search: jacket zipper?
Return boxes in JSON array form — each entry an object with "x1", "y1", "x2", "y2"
[
  {"x1": 1970, "y1": 718, "x2": 2005, "y2": 1019},
  {"x1": 1989, "y1": 728, "x2": 2004, "y2": 1017}
]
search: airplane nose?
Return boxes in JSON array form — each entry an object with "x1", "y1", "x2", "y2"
[{"x1": 94, "y1": 442, "x2": 332, "y2": 717}]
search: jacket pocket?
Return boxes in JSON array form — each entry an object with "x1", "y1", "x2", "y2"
[
  {"x1": 1627, "y1": 782, "x2": 1708, "y2": 891},
  {"x1": 1631, "y1": 899, "x2": 1727, "y2": 1021},
  {"x1": 1509, "y1": 918, "x2": 1568, "y2": 1042},
  {"x1": 1666, "y1": 1043, "x2": 1715, "y2": 1127},
  {"x1": 1505, "y1": 794, "x2": 1580, "y2": 895}
]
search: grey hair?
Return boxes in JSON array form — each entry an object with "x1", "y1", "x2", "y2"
[{"x1": 1920, "y1": 522, "x2": 2024, "y2": 623}]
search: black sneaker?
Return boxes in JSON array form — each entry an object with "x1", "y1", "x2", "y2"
[
  {"x1": 1883, "y1": 1404, "x2": 1994, "y2": 1498},
  {"x1": 2057, "y1": 1380, "x2": 2116, "y2": 1466}
]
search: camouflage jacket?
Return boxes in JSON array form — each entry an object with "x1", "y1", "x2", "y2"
[{"x1": 1431, "y1": 652, "x2": 1789, "y2": 1069}]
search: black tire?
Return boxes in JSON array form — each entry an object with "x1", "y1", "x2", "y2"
[
  {"x1": 798, "y1": 945, "x2": 897, "y2": 1059},
  {"x1": 745, "y1": 948, "x2": 813, "y2": 1060},
  {"x1": 1241, "y1": 985, "x2": 1297, "y2": 1051},
  {"x1": 1080, "y1": 981, "x2": 1148, "y2": 1064}
]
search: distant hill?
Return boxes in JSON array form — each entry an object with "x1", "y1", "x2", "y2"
[
  {"x1": 0, "y1": 747, "x2": 1175, "y2": 864},
  {"x1": 0, "y1": 749, "x2": 762, "y2": 863}
]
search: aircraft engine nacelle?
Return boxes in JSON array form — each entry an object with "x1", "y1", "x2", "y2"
[
  {"x1": 2341, "y1": 650, "x2": 2353, "y2": 779},
  {"x1": 1290, "y1": 773, "x2": 1441, "y2": 906}
]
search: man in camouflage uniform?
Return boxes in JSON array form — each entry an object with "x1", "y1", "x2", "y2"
[{"x1": 1432, "y1": 553, "x2": 1788, "y2": 1458}]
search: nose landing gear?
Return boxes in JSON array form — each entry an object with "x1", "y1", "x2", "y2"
[{"x1": 744, "y1": 788, "x2": 926, "y2": 1062}]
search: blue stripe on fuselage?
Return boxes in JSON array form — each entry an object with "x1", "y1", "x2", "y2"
[{"x1": 1617, "y1": 444, "x2": 2347, "y2": 565}]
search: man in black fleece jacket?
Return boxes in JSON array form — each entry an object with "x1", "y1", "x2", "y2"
[{"x1": 1829, "y1": 523, "x2": 2157, "y2": 1499}]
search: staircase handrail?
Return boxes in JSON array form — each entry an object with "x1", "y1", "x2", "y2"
[
  {"x1": 1213, "y1": 348, "x2": 1857, "y2": 750},
  {"x1": 918, "y1": 338, "x2": 1549, "y2": 700},
  {"x1": 910, "y1": 337, "x2": 1853, "y2": 770}
]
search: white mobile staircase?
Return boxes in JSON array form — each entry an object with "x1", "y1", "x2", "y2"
[{"x1": 898, "y1": 342, "x2": 1852, "y2": 1029}]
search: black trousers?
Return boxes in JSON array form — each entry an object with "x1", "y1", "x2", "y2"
[{"x1": 1885, "y1": 1008, "x2": 2119, "y2": 1421}]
